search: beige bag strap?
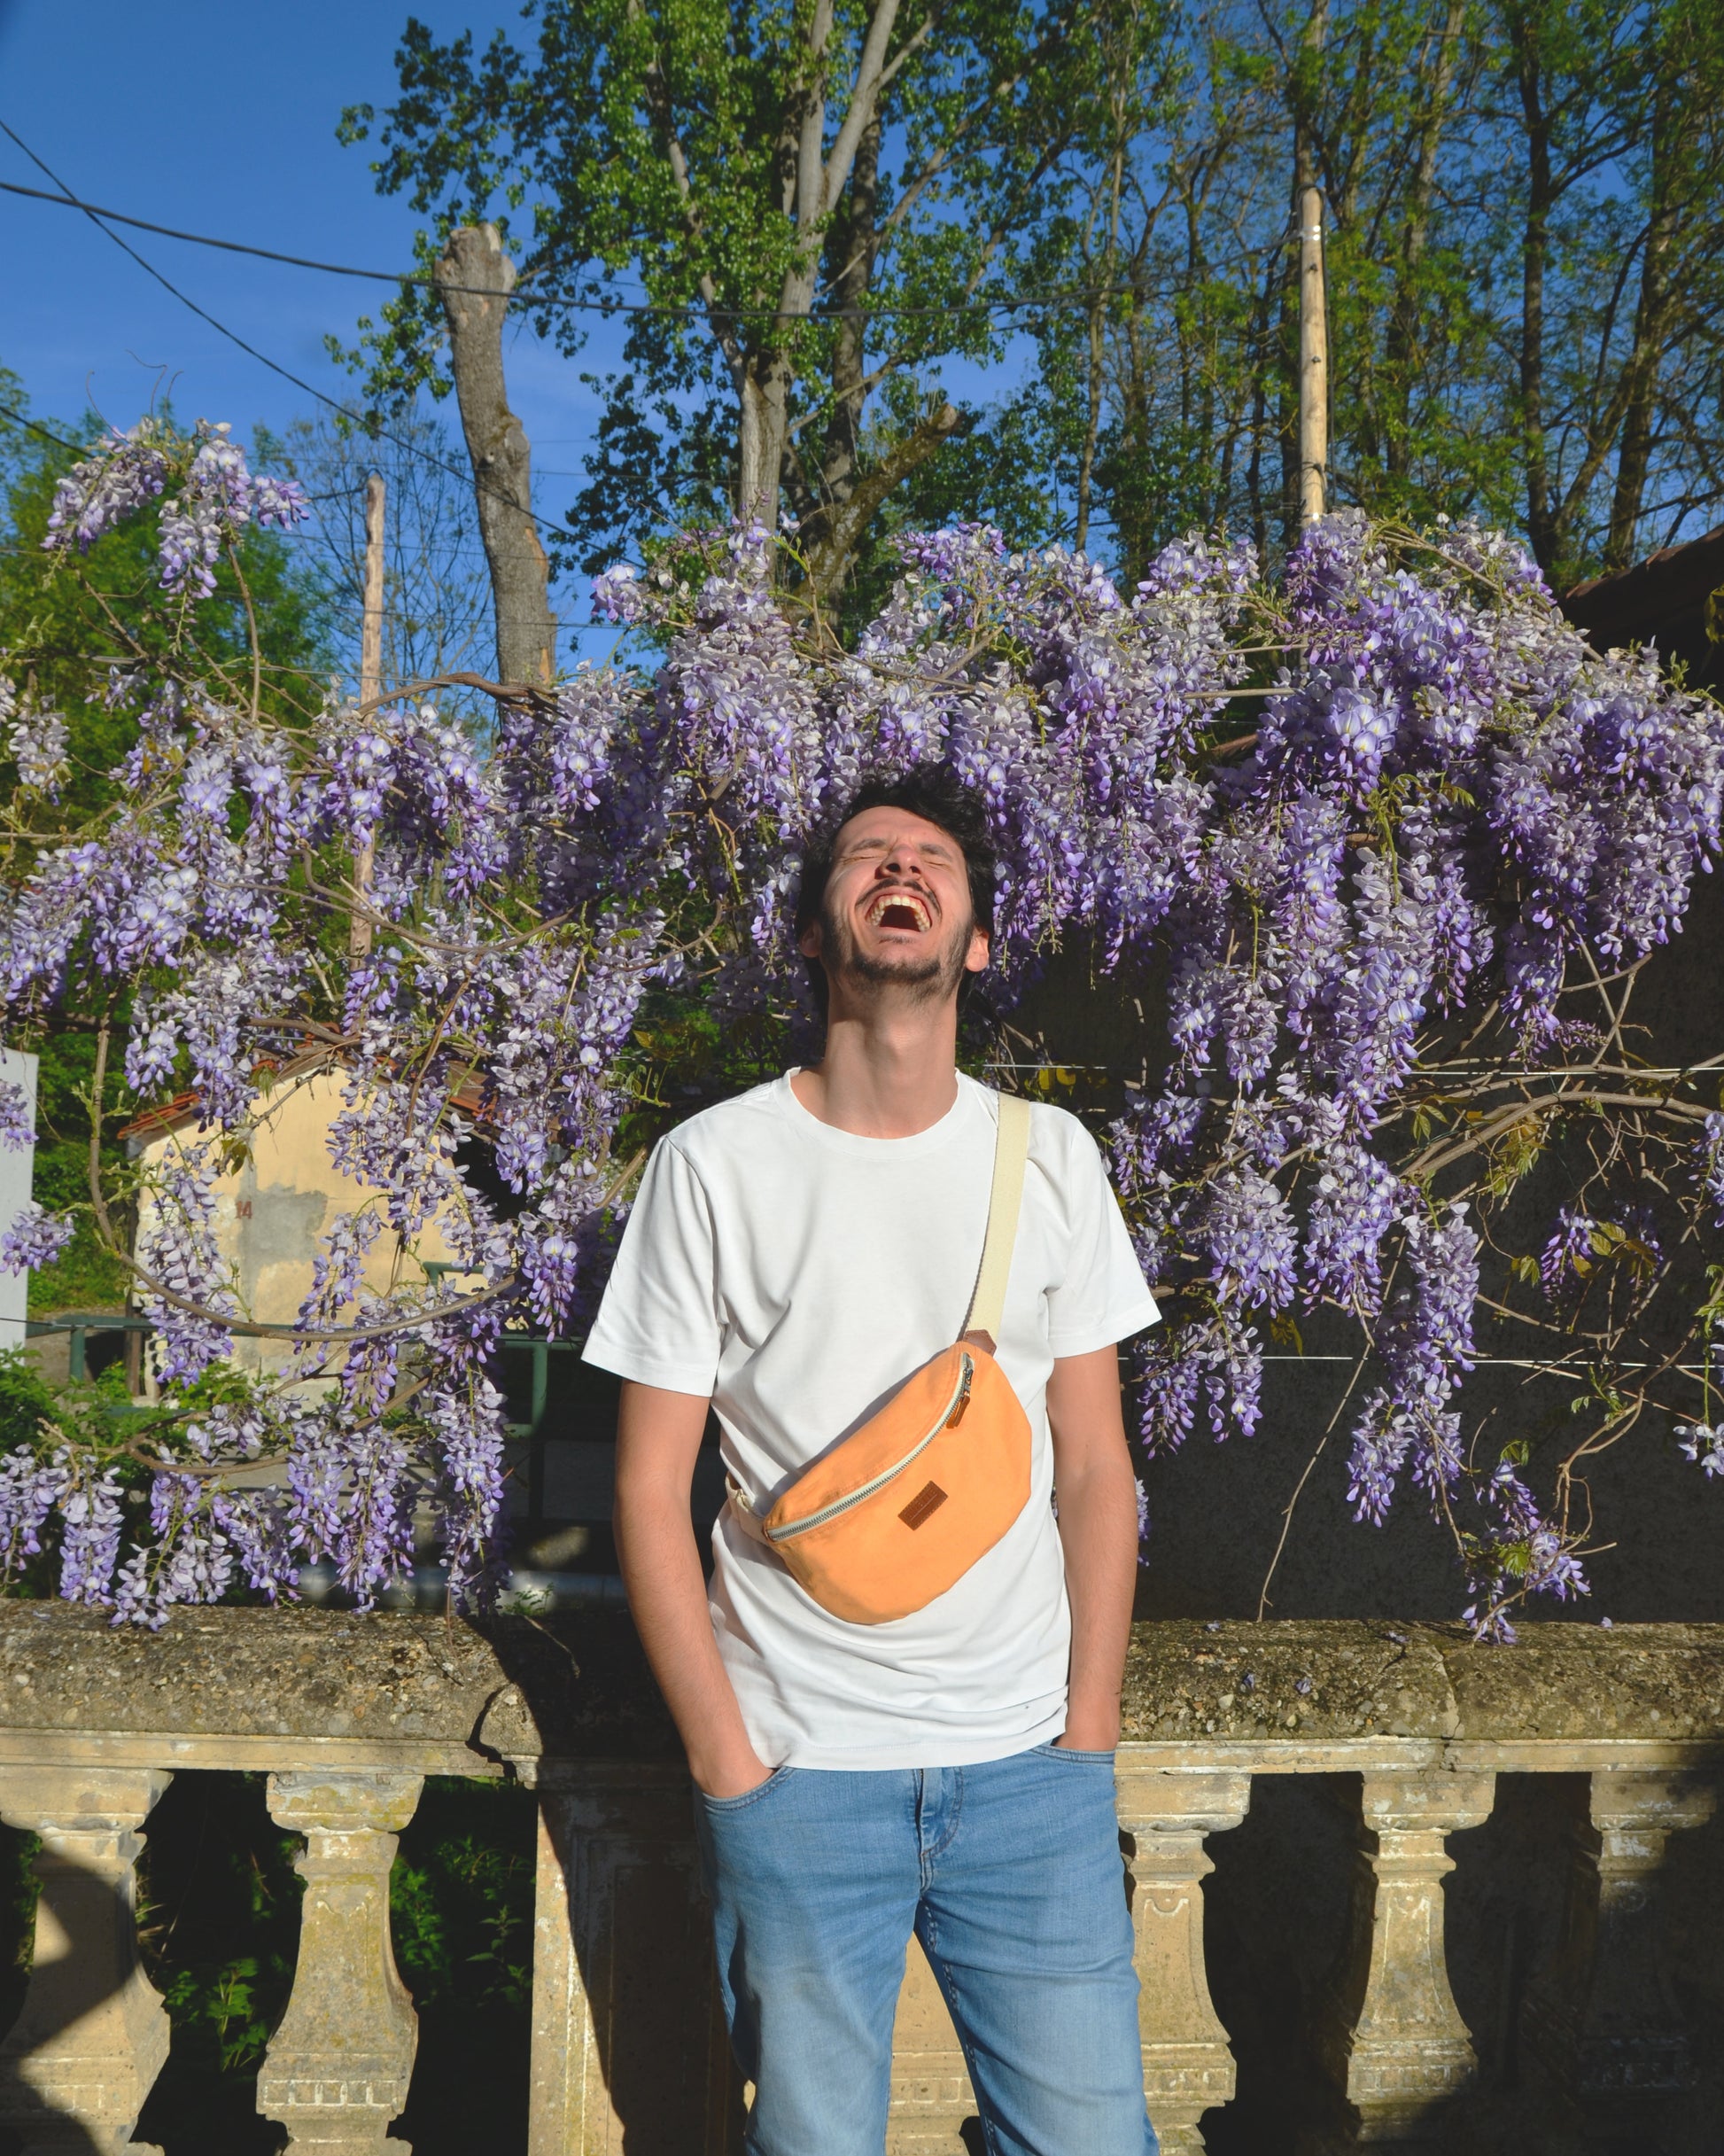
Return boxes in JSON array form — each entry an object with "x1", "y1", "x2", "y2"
[
  {"x1": 963, "y1": 1093, "x2": 1031, "y2": 1348},
  {"x1": 730, "y1": 1089, "x2": 1032, "y2": 1540}
]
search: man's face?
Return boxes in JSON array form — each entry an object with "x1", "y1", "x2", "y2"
[{"x1": 801, "y1": 806, "x2": 990, "y2": 1008}]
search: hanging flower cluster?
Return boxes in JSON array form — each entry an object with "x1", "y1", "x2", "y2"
[
  {"x1": 43, "y1": 416, "x2": 307, "y2": 600},
  {"x1": 3, "y1": 422, "x2": 1722, "y2": 1634}
]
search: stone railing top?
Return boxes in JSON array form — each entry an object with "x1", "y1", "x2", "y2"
[
  {"x1": 1120, "y1": 1617, "x2": 1724, "y2": 1746},
  {"x1": 1, "y1": 1605, "x2": 1721, "y2": 1774}
]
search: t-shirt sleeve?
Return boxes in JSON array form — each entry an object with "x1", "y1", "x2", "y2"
[
  {"x1": 581, "y1": 1139, "x2": 724, "y2": 1395},
  {"x1": 1044, "y1": 1119, "x2": 1161, "y2": 1358}
]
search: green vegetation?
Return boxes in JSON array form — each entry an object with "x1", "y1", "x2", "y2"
[
  {"x1": 113, "y1": 1772, "x2": 535, "y2": 2156},
  {"x1": 345, "y1": 0, "x2": 1724, "y2": 591},
  {"x1": 0, "y1": 374, "x2": 338, "y2": 1315}
]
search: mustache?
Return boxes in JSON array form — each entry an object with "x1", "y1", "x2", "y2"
[{"x1": 819, "y1": 891, "x2": 970, "y2": 1004}]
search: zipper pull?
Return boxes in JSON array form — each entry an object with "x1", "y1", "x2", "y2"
[{"x1": 947, "y1": 1353, "x2": 975, "y2": 1427}]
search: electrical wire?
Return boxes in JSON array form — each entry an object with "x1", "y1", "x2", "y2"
[
  {"x1": 0, "y1": 400, "x2": 85, "y2": 458},
  {"x1": 0, "y1": 121, "x2": 581, "y2": 549},
  {"x1": 0, "y1": 163, "x2": 1160, "y2": 324},
  {"x1": 0, "y1": 117, "x2": 1149, "y2": 573}
]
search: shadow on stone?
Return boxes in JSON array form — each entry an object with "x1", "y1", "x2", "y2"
[
  {"x1": 128, "y1": 1772, "x2": 297, "y2": 2156},
  {"x1": 479, "y1": 1611, "x2": 742, "y2": 2153},
  {"x1": 0, "y1": 1817, "x2": 144, "y2": 2156},
  {"x1": 1192, "y1": 1767, "x2": 1724, "y2": 2156}
]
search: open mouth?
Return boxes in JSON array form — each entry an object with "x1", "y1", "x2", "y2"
[{"x1": 865, "y1": 889, "x2": 932, "y2": 933}]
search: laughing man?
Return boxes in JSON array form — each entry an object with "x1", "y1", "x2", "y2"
[{"x1": 586, "y1": 763, "x2": 1161, "y2": 2155}]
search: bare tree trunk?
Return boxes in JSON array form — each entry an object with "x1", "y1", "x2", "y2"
[
  {"x1": 1114, "y1": 305, "x2": 1153, "y2": 580},
  {"x1": 1510, "y1": 9, "x2": 1558, "y2": 577},
  {"x1": 1298, "y1": 187, "x2": 1328, "y2": 521},
  {"x1": 1277, "y1": 248, "x2": 1301, "y2": 553},
  {"x1": 804, "y1": 402, "x2": 966, "y2": 595},
  {"x1": 1605, "y1": 70, "x2": 1675, "y2": 570},
  {"x1": 1282, "y1": 0, "x2": 1327, "y2": 550},
  {"x1": 1076, "y1": 127, "x2": 1126, "y2": 555},
  {"x1": 820, "y1": 113, "x2": 881, "y2": 510},
  {"x1": 434, "y1": 224, "x2": 556, "y2": 687},
  {"x1": 738, "y1": 354, "x2": 785, "y2": 534},
  {"x1": 1385, "y1": 0, "x2": 1464, "y2": 483}
]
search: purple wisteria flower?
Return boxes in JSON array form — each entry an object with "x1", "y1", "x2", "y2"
[
  {"x1": 1305, "y1": 1144, "x2": 1402, "y2": 1312},
  {"x1": 1678, "y1": 1424, "x2": 1724, "y2": 1477},
  {"x1": 5, "y1": 418, "x2": 1721, "y2": 1630},
  {"x1": 0, "y1": 1079, "x2": 33, "y2": 1153},
  {"x1": 0, "y1": 1203, "x2": 74, "y2": 1274},
  {"x1": 2, "y1": 678, "x2": 71, "y2": 798},
  {"x1": 156, "y1": 421, "x2": 309, "y2": 598},
  {"x1": 1541, "y1": 1207, "x2": 1599, "y2": 1300},
  {"x1": 43, "y1": 420, "x2": 169, "y2": 552},
  {"x1": 0, "y1": 1448, "x2": 66, "y2": 1574}
]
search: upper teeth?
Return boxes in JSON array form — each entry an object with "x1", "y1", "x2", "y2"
[{"x1": 869, "y1": 891, "x2": 929, "y2": 928}]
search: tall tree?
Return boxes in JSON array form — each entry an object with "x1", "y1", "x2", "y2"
[
  {"x1": 339, "y1": 0, "x2": 1162, "y2": 588},
  {"x1": 1035, "y1": 0, "x2": 1724, "y2": 587},
  {"x1": 341, "y1": 0, "x2": 1724, "y2": 595}
]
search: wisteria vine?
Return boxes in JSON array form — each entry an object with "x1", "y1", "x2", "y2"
[{"x1": 4, "y1": 418, "x2": 1723, "y2": 1634}]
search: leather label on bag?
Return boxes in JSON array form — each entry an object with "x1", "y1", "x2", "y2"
[{"x1": 899, "y1": 1482, "x2": 948, "y2": 1530}]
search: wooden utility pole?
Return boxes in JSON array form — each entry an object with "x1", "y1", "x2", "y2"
[
  {"x1": 351, "y1": 471, "x2": 385, "y2": 961},
  {"x1": 434, "y1": 224, "x2": 557, "y2": 688},
  {"x1": 1298, "y1": 185, "x2": 1328, "y2": 522}
]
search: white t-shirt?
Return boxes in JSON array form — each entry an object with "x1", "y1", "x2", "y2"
[{"x1": 582, "y1": 1070, "x2": 1159, "y2": 1769}]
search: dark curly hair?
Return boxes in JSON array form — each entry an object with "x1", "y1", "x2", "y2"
[{"x1": 794, "y1": 765, "x2": 997, "y2": 1017}]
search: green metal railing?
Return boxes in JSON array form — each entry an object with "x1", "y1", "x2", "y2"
[
  {"x1": 499, "y1": 1333, "x2": 598, "y2": 1527},
  {"x1": 25, "y1": 1310, "x2": 153, "y2": 1383}
]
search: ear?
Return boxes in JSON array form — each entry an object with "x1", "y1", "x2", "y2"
[
  {"x1": 798, "y1": 917, "x2": 823, "y2": 961},
  {"x1": 964, "y1": 927, "x2": 990, "y2": 976}
]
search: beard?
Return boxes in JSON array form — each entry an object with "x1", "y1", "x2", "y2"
[{"x1": 818, "y1": 890, "x2": 974, "y2": 1008}]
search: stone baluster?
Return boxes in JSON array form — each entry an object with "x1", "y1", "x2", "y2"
[
  {"x1": 1306, "y1": 1770, "x2": 1496, "y2": 2151},
  {"x1": 1521, "y1": 1768, "x2": 1717, "y2": 2150},
  {"x1": 528, "y1": 1763, "x2": 742, "y2": 2156},
  {"x1": 254, "y1": 1771, "x2": 423, "y2": 2152},
  {"x1": 0, "y1": 1765, "x2": 173, "y2": 2156},
  {"x1": 1114, "y1": 1763, "x2": 1252, "y2": 2156}
]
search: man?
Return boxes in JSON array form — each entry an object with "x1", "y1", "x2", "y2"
[{"x1": 586, "y1": 763, "x2": 1161, "y2": 2156}]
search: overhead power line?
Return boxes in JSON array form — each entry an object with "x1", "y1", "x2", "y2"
[
  {"x1": 0, "y1": 166, "x2": 1160, "y2": 324},
  {"x1": 0, "y1": 119, "x2": 580, "y2": 551},
  {"x1": 0, "y1": 399, "x2": 85, "y2": 458},
  {"x1": 0, "y1": 174, "x2": 620, "y2": 306}
]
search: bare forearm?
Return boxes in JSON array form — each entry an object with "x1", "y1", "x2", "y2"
[
  {"x1": 613, "y1": 1381, "x2": 768, "y2": 1798},
  {"x1": 1045, "y1": 1344, "x2": 1140, "y2": 1751},
  {"x1": 1054, "y1": 1452, "x2": 1138, "y2": 1746},
  {"x1": 613, "y1": 1488, "x2": 767, "y2": 1794}
]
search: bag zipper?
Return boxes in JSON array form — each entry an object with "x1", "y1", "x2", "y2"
[{"x1": 765, "y1": 1352, "x2": 975, "y2": 1545}]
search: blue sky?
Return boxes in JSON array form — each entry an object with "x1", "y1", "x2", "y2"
[
  {"x1": 0, "y1": 0, "x2": 631, "y2": 659},
  {"x1": 0, "y1": 0, "x2": 596, "y2": 438},
  {"x1": 0, "y1": 0, "x2": 1037, "y2": 667}
]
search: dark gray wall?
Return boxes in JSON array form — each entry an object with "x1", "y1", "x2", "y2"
[{"x1": 1012, "y1": 873, "x2": 1724, "y2": 1627}]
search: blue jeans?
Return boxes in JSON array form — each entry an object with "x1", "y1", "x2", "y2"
[{"x1": 694, "y1": 1743, "x2": 1159, "y2": 2156}]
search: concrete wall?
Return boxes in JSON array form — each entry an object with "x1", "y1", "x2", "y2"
[
  {"x1": 132, "y1": 1068, "x2": 463, "y2": 1380},
  {"x1": 1011, "y1": 873, "x2": 1724, "y2": 1628},
  {"x1": 0, "y1": 1051, "x2": 37, "y2": 1351}
]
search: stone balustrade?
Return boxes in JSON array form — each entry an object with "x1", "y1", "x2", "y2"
[{"x1": 0, "y1": 1607, "x2": 1720, "y2": 2153}]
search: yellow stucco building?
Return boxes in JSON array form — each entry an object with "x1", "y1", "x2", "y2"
[{"x1": 125, "y1": 1062, "x2": 468, "y2": 1382}]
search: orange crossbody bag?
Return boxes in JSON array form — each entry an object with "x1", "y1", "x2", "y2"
[{"x1": 727, "y1": 1094, "x2": 1033, "y2": 1625}]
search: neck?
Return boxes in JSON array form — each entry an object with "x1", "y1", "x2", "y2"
[{"x1": 792, "y1": 989, "x2": 961, "y2": 1139}]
